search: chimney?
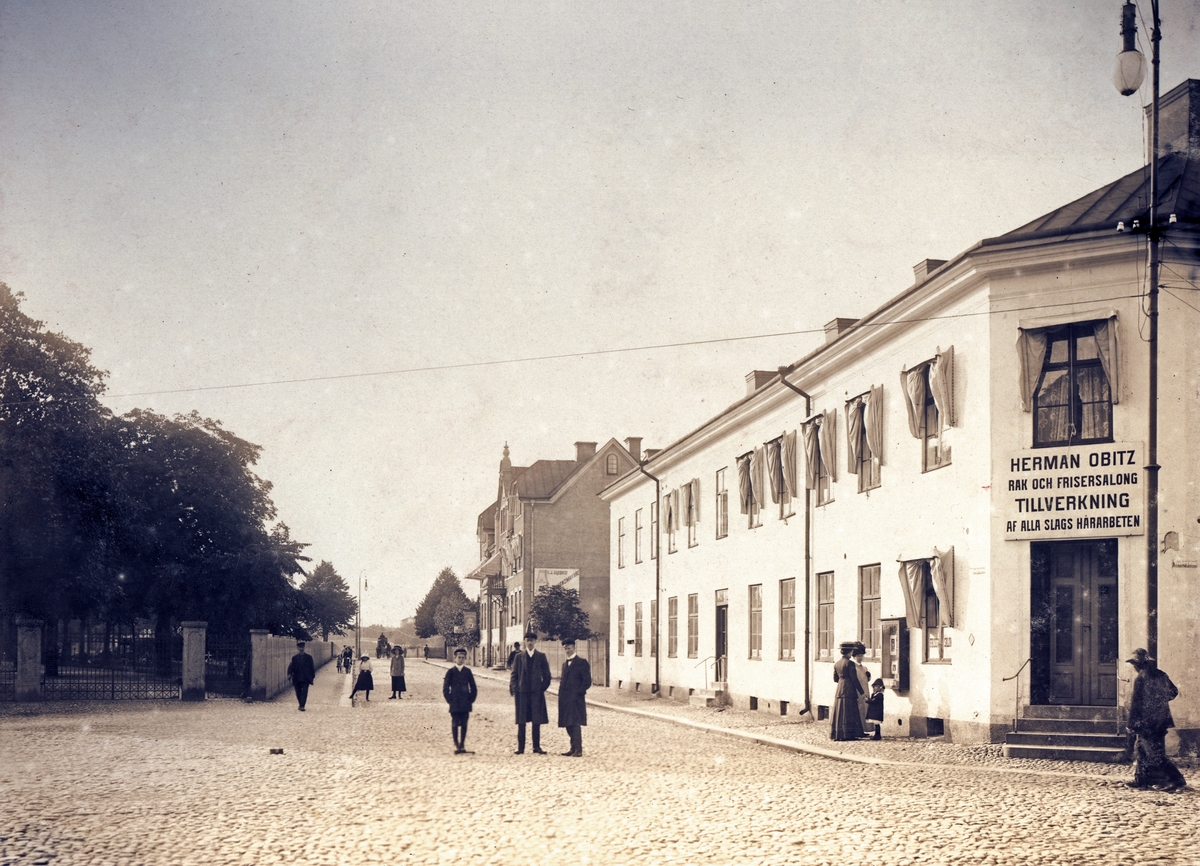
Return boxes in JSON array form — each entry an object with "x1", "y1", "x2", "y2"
[
  {"x1": 823, "y1": 318, "x2": 858, "y2": 344},
  {"x1": 574, "y1": 441, "x2": 597, "y2": 463},
  {"x1": 912, "y1": 260, "x2": 947, "y2": 284},
  {"x1": 1149, "y1": 79, "x2": 1200, "y2": 161},
  {"x1": 624, "y1": 437, "x2": 642, "y2": 461},
  {"x1": 745, "y1": 370, "x2": 777, "y2": 396},
  {"x1": 644, "y1": 448, "x2": 661, "y2": 460}
]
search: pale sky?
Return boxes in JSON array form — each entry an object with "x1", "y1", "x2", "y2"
[{"x1": 2, "y1": 1, "x2": 1196, "y2": 625}]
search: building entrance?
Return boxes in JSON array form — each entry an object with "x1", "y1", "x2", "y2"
[{"x1": 1030, "y1": 539, "x2": 1118, "y2": 706}]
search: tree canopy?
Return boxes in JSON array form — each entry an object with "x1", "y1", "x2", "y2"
[
  {"x1": 528, "y1": 583, "x2": 593, "y2": 642},
  {"x1": 413, "y1": 567, "x2": 469, "y2": 639},
  {"x1": 298, "y1": 561, "x2": 357, "y2": 640}
]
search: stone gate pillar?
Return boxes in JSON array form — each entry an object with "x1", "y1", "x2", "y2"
[
  {"x1": 180, "y1": 621, "x2": 208, "y2": 701},
  {"x1": 15, "y1": 616, "x2": 43, "y2": 702},
  {"x1": 248, "y1": 629, "x2": 270, "y2": 702}
]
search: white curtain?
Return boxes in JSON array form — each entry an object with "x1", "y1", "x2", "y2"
[
  {"x1": 930, "y1": 547, "x2": 954, "y2": 628},
  {"x1": 781, "y1": 430, "x2": 798, "y2": 500},
  {"x1": 898, "y1": 560, "x2": 926, "y2": 628},
  {"x1": 901, "y1": 366, "x2": 927, "y2": 439},
  {"x1": 864, "y1": 385, "x2": 884, "y2": 467},
  {"x1": 1018, "y1": 312, "x2": 1119, "y2": 411},
  {"x1": 766, "y1": 438, "x2": 783, "y2": 504},
  {"x1": 751, "y1": 446, "x2": 767, "y2": 509},
  {"x1": 737, "y1": 453, "x2": 753, "y2": 515},
  {"x1": 1093, "y1": 317, "x2": 1120, "y2": 405},
  {"x1": 928, "y1": 346, "x2": 954, "y2": 427},
  {"x1": 845, "y1": 398, "x2": 864, "y2": 475},
  {"x1": 1016, "y1": 329, "x2": 1049, "y2": 413},
  {"x1": 801, "y1": 417, "x2": 821, "y2": 490},
  {"x1": 818, "y1": 410, "x2": 837, "y2": 482}
]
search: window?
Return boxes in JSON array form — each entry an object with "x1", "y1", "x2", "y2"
[
  {"x1": 803, "y1": 414, "x2": 836, "y2": 506},
  {"x1": 817, "y1": 572, "x2": 835, "y2": 660},
  {"x1": 715, "y1": 468, "x2": 729, "y2": 539},
  {"x1": 816, "y1": 447, "x2": 832, "y2": 504},
  {"x1": 924, "y1": 583, "x2": 949, "y2": 662},
  {"x1": 859, "y1": 565, "x2": 881, "y2": 662},
  {"x1": 617, "y1": 517, "x2": 626, "y2": 569},
  {"x1": 686, "y1": 479, "x2": 699, "y2": 548},
  {"x1": 898, "y1": 552, "x2": 954, "y2": 664},
  {"x1": 766, "y1": 436, "x2": 796, "y2": 519},
  {"x1": 617, "y1": 605, "x2": 625, "y2": 656},
  {"x1": 748, "y1": 584, "x2": 763, "y2": 660},
  {"x1": 649, "y1": 501, "x2": 658, "y2": 560},
  {"x1": 606, "y1": 453, "x2": 620, "y2": 475},
  {"x1": 650, "y1": 599, "x2": 658, "y2": 657},
  {"x1": 666, "y1": 489, "x2": 678, "y2": 554},
  {"x1": 668, "y1": 596, "x2": 678, "y2": 658},
  {"x1": 779, "y1": 578, "x2": 796, "y2": 660},
  {"x1": 687, "y1": 594, "x2": 699, "y2": 658},
  {"x1": 634, "y1": 508, "x2": 643, "y2": 564},
  {"x1": 902, "y1": 350, "x2": 953, "y2": 472},
  {"x1": 921, "y1": 372, "x2": 948, "y2": 471},
  {"x1": 634, "y1": 602, "x2": 643, "y2": 656},
  {"x1": 1033, "y1": 322, "x2": 1113, "y2": 448},
  {"x1": 847, "y1": 388, "x2": 882, "y2": 493}
]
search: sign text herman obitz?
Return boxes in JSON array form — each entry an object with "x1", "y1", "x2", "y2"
[{"x1": 1002, "y1": 442, "x2": 1144, "y2": 540}]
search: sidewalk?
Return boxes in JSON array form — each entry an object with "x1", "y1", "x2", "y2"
[{"x1": 432, "y1": 659, "x2": 1195, "y2": 785}]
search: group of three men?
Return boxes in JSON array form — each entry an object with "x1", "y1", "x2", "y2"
[{"x1": 442, "y1": 632, "x2": 590, "y2": 757}]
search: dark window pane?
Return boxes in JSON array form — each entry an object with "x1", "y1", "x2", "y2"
[
  {"x1": 1047, "y1": 337, "x2": 1069, "y2": 364},
  {"x1": 1097, "y1": 584, "x2": 1118, "y2": 665},
  {"x1": 1054, "y1": 585, "x2": 1074, "y2": 662}
]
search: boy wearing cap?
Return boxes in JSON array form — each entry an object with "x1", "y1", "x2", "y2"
[
  {"x1": 557, "y1": 638, "x2": 590, "y2": 757},
  {"x1": 443, "y1": 648, "x2": 478, "y2": 754},
  {"x1": 1126, "y1": 648, "x2": 1187, "y2": 791},
  {"x1": 509, "y1": 631, "x2": 551, "y2": 754},
  {"x1": 286, "y1": 640, "x2": 316, "y2": 711}
]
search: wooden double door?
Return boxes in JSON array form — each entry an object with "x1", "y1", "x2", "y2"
[{"x1": 1031, "y1": 540, "x2": 1119, "y2": 706}]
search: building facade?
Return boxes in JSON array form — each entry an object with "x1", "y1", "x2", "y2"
[{"x1": 602, "y1": 80, "x2": 1200, "y2": 751}]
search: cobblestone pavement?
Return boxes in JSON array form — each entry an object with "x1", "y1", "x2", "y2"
[{"x1": 1, "y1": 660, "x2": 1196, "y2": 866}]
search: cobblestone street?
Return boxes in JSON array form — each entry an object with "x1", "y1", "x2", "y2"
[{"x1": 1, "y1": 660, "x2": 1196, "y2": 866}]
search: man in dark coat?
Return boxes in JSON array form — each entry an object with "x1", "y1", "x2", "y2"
[
  {"x1": 509, "y1": 631, "x2": 551, "y2": 754},
  {"x1": 557, "y1": 638, "x2": 590, "y2": 757},
  {"x1": 286, "y1": 641, "x2": 316, "y2": 711},
  {"x1": 443, "y1": 647, "x2": 478, "y2": 754},
  {"x1": 1126, "y1": 648, "x2": 1187, "y2": 791}
]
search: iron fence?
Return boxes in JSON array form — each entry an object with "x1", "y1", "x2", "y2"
[
  {"x1": 40, "y1": 619, "x2": 181, "y2": 700},
  {"x1": 205, "y1": 632, "x2": 251, "y2": 698}
]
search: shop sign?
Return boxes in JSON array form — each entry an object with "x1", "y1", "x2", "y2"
[
  {"x1": 1001, "y1": 442, "x2": 1144, "y2": 540},
  {"x1": 534, "y1": 568, "x2": 580, "y2": 592}
]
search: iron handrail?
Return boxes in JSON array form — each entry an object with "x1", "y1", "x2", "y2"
[{"x1": 1002, "y1": 657, "x2": 1032, "y2": 733}]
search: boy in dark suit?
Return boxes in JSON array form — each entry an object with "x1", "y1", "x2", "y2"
[
  {"x1": 443, "y1": 648, "x2": 478, "y2": 754},
  {"x1": 557, "y1": 638, "x2": 591, "y2": 756}
]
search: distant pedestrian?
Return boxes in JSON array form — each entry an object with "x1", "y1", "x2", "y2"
[
  {"x1": 336, "y1": 651, "x2": 344, "y2": 674},
  {"x1": 853, "y1": 643, "x2": 871, "y2": 734},
  {"x1": 506, "y1": 642, "x2": 521, "y2": 671},
  {"x1": 443, "y1": 647, "x2": 478, "y2": 754},
  {"x1": 1126, "y1": 648, "x2": 1187, "y2": 791},
  {"x1": 389, "y1": 646, "x2": 406, "y2": 700},
  {"x1": 423, "y1": 644, "x2": 429, "y2": 660},
  {"x1": 831, "y1": 641, "x2": 865, "y2": 741},
  {"x1": 556, "y1": 638, "x2": 590, "y2": 757},
  {"x1": 342, "y1": 645, "x2": 354, "y2": 674},
  {"x1": 350, "y1": 655, "x2": 374, "y2": 703},
  {"x1": 510, "y1": 632, "x2": 551, "y2": 754},
  {"x1": 866, "y1": 678, "x2": 885, "y2": 740},
  {"x1": 286, "y1": 640, "x2": 316, "y2": 712}
]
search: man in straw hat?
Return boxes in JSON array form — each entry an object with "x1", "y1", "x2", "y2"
[{"x1": 1125, "y1": 648, "x2": 1187, "y2": 791}]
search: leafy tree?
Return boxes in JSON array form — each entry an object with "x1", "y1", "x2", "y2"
[
  {"x1": 298, "y1": 561, "x2": 356, "y2": 640},
  {"x1": 528, "y1": 584, "x2": 593, "y2": 642},
  {"x1": 434, "y1": 595, "x2": 479, "y2": 650},
  {"x1": 414, "y1": 567, "x2": 467, "y2": 638}
]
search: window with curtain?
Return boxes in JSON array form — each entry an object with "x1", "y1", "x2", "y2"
[
  {"x1": 779, "y1": 578, "x2": 796, "y2": 661},
  {"x1": 897, "y1": 549, "x2": 954, "y2": 663},
  {"x1": 649, "y1": 500, "x2": 658, "y2": 560},
  {"x1": 1029, "y1": 322, "x2": 1114, "y2": 447},
  {"x1": 816, "y1": 571, "x2": 835, "y2": 660},
  {"x1": 617, "y1": 605, "x2": 625, "y2": 655},
  {"x1": 715, "y1": 468, "x2": 729, "y2": 539},
  {"x1": 650, "y1": 599, "x2": 658, "y2": 657},
  {"x1": 901, "y1": 349, "x2": 953, "y2": 472},
  {"x1": 617, "y1": 517, "x2": 625, "y2": 569},
  {"x1": 846, "y1": 387, "x2": 883, "y2": 492},
  {"x1": 859, "y1": 565, "x2": 881, "y2": 662},
  {"x1": 687, "y1": 594, "x2": 699, "y2": 658},
  {"x1": 749, "y1": 584, "x2": 763, "y2": 660},
  {"x1": 803, "y1": 414, "x2": 836, "y2": 506},
  {"x1": 634, "y1": 602, "x2": 643, "y2": 656},
  {"x1": 666, "y1": 489, "x2": 678, "y2": 554},
  {"x1": 685, "y1": 478, "x2": 700, "y2": 548},
  {"x1": 668, "y1": 596, "x2": 678, "y2": 658}
]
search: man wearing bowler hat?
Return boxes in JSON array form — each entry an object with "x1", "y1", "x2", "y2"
[
  {"x1": 1125, "y1": 648, "x2": 1187, "y2": 791},
  {"x1": 557, "y1": 638, "x2": 590, "y2": 757},
  {"x1": 286, "y1": 640, "x2": 316, "y2": 711},
  {"x1": 509, "y1": 631, "x2": 551, "y2": 754}
]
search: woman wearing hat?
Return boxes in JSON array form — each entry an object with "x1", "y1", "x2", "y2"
[
  {"x1": 1126, "y1": 648, "x2": 1187, "y2": 791},
  {"x1": 831, "y1": 641, "x2": 866, "y2": 741}
]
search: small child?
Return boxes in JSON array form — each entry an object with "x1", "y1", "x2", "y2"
[
  {"x1": 350, "y1": 655, "x2": 374, "y2": 703},
  {"x1": 866, "y1": 678, "x2": 885, "y2": 740}
]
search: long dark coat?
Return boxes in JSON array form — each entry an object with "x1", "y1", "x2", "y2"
[
  {"x1": 1128, "y1": 667, "x2": 1178, "y2": 735},
  {"x1": 442, "y1": 665, "x2": 478, "y2": 714},
  {"x1": 830, "y1": 656, "x2": 864, "y2": 741},
  {"x1": 287, "y1": 651, "x2": 315, "y2": 685},
  {"x1": 510, "y1": 649, "x2": 551, "y2": 725},
  {"x1": 557, "y1": 654, "x2": 591, "y2": 727}
]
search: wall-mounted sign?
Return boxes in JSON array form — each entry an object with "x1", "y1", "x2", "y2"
[
  {"x1": 1001, "y1": 442, "x2": 1144, "y2": 540},
  {"x1": 534, "y1": 568, "x2": 579, "y2": 592}
]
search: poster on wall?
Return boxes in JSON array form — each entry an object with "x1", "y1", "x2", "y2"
[
  {"x1": 1001, "y1": 442, "x2": 1144, "y2": 540},
  {"x1": 533, "y1": 568, "x2": 580, "y2": 593}
]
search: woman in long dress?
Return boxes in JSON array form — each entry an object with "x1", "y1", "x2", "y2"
[{"x1": 831, "y1": 641, "x2": 865, "y2": 740}]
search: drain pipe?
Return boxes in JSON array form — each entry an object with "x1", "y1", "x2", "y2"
[
  {"x1": 636, "y1": 459, "x2": 662, "y2": 694},
  {"x1": 777, "y1": 367, "x2": 812, "y2": 717}
]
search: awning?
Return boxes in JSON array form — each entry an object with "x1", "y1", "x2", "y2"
[{"x1": 465, "y1": 550, "x2": 503, "y2": 582}]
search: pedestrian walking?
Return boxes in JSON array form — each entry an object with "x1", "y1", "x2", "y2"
[
  {"x1": 286, "y1": 640, "x2": 316, "y2": 712},
  {"x1": 342, "y1": 645, "x2": 354, "y2": 674},
  {"x1": 1125, "y1": 648, "x2": 1187, "y2": 792},
  {"x1": 443, "y1": 647, "x2": 478, "y2": 754},
  {"x1": 509, "y1": 631, "x2": 551, "y2": 754},
  {"x1": 506, "y1": 642, "x2": 521, "y2": 671},
  {"x1": 350, "y1": 655, "x2": 374, "y2": 703},
  {"x1": 853, "y1": 643, "x2": 871, "y2": 735},
  {"x1": 556, "y1": 638, "x2": 590, "y2": 757},
  {"x1": 866, "y1": 678, "x2": 885, "y2": 740},
  {"x1": 423, "y1": 644, "x2": 429, "y2": 660},
  {"x1": 389, "y1": 646, "x2": 406, "y2": 699},
  {"x1": 830, "y1": 641, "x2": 865, "y2": 741}
]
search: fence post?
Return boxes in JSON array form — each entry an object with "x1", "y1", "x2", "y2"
[
  {"x1": 248, "y1": 629, "x2": 270, "y2": 702},
  {"x1": 181, "y1": 621, "x2": 208, "y2": 701},
  {"x1": 15, "y1": 615, "x2": 43, "y2": 702}
]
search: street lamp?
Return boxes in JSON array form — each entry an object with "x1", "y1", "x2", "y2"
[
  {"x1": 357, "y1": 571, "x2": 366, "y2": 659},
  {"x1": 1112, "y1": 0, "x2": 1161, "y2": 658}
]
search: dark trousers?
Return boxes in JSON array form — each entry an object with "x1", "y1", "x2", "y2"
[
  {"x1": 565, "y1": 724, "x2": 582, "y2": 754},
  {"x1": 1133, "y1": 730, "x2": 1187, "y2": 787},
  {"x1": 293, "y1": 682, "x2": 310, "y2": 709},
  {"x1": 451, "y1": 712, "x2": 470, "y2": 749},
  {"x1": 516, "y1": 722, "x2": 541, "y2": 751}
]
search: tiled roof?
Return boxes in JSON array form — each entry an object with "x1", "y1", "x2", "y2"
[
  {"x1": 476, "y1": 501, "x2": 498, "y2": 530},
  {"x1": 994, "y1": 153, "x2": 1200, "y2": 241},
  {"x1": 513, "y1": 460, "x2": 580, "y2": 499}
]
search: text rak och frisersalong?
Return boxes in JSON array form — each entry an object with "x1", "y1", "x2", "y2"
[{"x1": 1002, "y1": 444, "x2": 1144, "y2": 539}]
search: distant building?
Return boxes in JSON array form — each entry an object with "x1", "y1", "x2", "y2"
[
  {"x1": 602, "y1": 80, "x2": 1200, "y2": 757},
  {"x1": 467, "y1": 438, "x2": 641, "y2": 683}
]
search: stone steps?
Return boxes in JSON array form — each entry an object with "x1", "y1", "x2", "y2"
[{"x1": 1002, "y1": 704, "x2": 1129, "y2": 763}]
